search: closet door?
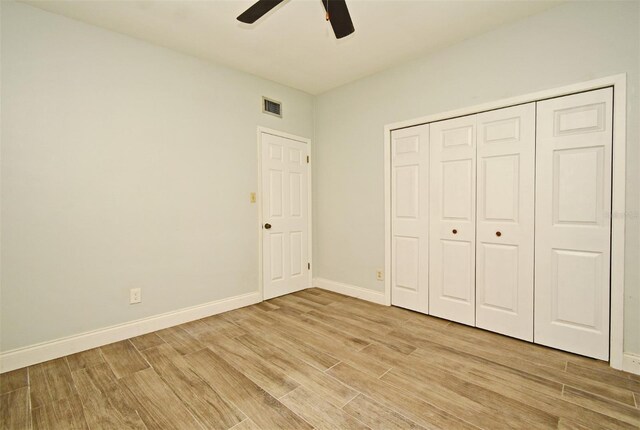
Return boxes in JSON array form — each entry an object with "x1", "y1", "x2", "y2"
[
  {"x1": 476, "y1": 104, "x2": 535, "y2": 341},
  {"x1": 535, "y1": 88, "x2": 613, "y2": 360},
  {"x1": 391, "y1": 125, "x2": 430, "y2": 313},
  {"x1": 429, "y1": 115, "x2": 476, "y2": 325}
]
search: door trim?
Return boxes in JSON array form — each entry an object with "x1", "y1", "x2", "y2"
[
  {"x1": 383, "y1": 74, "x2": 627, "y2": 369},
  {"x1": 257, "y1": 127, "x2": 313, "y2": 301}
]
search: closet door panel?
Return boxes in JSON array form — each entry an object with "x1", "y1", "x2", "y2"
[
  {"x1": 429, "y1": 116, "x2": 476, "y2": 325},
  {"x1": 391, "y1": 125, "x2": 429, "y2": 313},
  {"x1": 535, "y1": 88, "x2": 612, "y2": 360},
  {"x1": 441, "y1": 240, "x2": 473, "y2": 301},
  {"x1": 476, "y1": 103, "x2": 535, "y2": 341}
]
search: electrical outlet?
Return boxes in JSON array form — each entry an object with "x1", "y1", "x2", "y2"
[
  {"x1": 250, "y1": 192, "x2": 257, "y2": 203},
  {"x1": 376, "y1": 270, "x2": 384, "y2": 281},
  {"x1": 130, "y1": 288, "x2": 141, "y2": 304}
]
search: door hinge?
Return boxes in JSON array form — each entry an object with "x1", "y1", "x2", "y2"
[
  {"x1": 308, "y1": 262, "x2": 311, "y2": 270},
  {"x1": 306, "y1": 155, "x2": 310, "y2": 164}
]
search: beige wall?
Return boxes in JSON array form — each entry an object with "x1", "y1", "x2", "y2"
[
  {"x1": 313, "y1": 1, "x2": 640, "y2": 354},
  {"x1": 0, "y1": 2, "x2": 313, "y2": 351}
]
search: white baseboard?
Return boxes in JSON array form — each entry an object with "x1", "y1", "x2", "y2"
[
  {"x1": 622, "y1": 353, "x2": 640, "y2": 375},
  {"x1": 313, "y1": 278, "x2": 387, "y2": 305},
  {"x1": 0, "y1": 291, "x2": 261, "y2": 373}
]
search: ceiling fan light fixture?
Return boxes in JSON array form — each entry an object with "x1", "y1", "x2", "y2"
[{"x1": 237, "y1": 0, "x2": 355, "y2": 39}]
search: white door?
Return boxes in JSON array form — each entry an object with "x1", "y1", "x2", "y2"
[
  {"x1": 475, "y1": 103, "x2": 535, "y2": 341},
  {"x1": 391, "y1": 125, "x2": 429, "y2": 313},
  {"x1": 261, "y1": 132, "x2": 310, "y2": 300},
  {"x1": 535, "y1": 88, "x2": 613, "y2": 360},
  {"x1": 429, "y1": 115, "x2": 477, "y2": 326}
]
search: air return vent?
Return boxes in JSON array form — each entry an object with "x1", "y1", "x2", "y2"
[{"x1": 262, "y1": 97, "x2": 282, "y2": 118}]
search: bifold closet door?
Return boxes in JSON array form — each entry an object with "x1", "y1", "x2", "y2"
[
  {"x1": 535, "y1": 88, "x2": 613, "y2": 360},
  {"x1": 475, "y1": 104, "x2": 535, "y2": 341},
  {"x1": 429, "y1": 115, "x2": 476, "y2": 325},
  {"x1": 391, "y1": 125, "x2": 430, "y2": 313}
]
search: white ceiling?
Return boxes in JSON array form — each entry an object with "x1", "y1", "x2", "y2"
[{"x1": 22, "y1": 0, "x2": 561, "y2": 94}]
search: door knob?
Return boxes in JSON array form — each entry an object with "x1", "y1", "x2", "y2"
[
  {"x1": 264, "y1": 223, "x2": 272, "y2": 230},
  {"x1": 496, "y1": 231, "x2": 502, "y2": 237},
  {"x1": 452, "y1": 229, "x2": 458, "y2": 234}
]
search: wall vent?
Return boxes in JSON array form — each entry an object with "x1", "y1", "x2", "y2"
[{"x1": 262, "y1": 97, "x2": 282, "y2": 118}]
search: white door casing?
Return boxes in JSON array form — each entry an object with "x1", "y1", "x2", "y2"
[
  {"x1": 429, "y1": 115, "x2": 477, "y2": 326},
  {"x1": 391, "y1": 125, "x2": 430, "y2": 313},
  {"x1": 534, "y1": 88, "x2": 613, "y2": 360},
  {"x1": 261, "y1": 132, "x2": 310, "y2": 300},
  {"x1": 475, "y1": 103, "x2": 536, "y2": 341}
]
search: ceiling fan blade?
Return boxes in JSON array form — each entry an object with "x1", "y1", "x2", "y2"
[
  {"x1": 321, "y1": 0, "x2": 355, "y2": 39},
  {"x1": 237, "y1": 0, "x2": 285, "y2": 24}
]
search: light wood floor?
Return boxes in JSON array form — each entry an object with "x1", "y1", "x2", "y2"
[{"x1": 1, "y1": 288, "x2": 639, "y2": 429}]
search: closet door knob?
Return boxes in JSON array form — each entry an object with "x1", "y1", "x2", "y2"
[
  {"x1": 496, "y1": 231, "x2": 502, "y2": 237},
  {"x1": 452, "y1": 229, "x2": 458, "y2": 234},
  {"x1": 264, "y1": 223, "x2": 272, "y2": 230}
]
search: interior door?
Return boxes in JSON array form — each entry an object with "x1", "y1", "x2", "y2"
[
  {"x1": 475, "y1": 103, "x2": 535, "y2": 341},
  {"x1": 391, "y1": 124, "x2": 429, "y2": 313},
  {"x1": 261, "y1": 132, "x2": 310, "y2": 300},
  {"x1": 429, "y1": 115, "x2": 477, "y2": 326},
  {"x1": 534, "y1": 88, "x2": 613, "y2": 360}
]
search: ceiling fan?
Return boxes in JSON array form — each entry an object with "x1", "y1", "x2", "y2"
[{"x1": 237, "y1": 0, "x2": 355, "y2": 39}]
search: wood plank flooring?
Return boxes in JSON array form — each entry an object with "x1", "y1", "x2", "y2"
[{"x1": 1, "y1": 288, "x2": 639, "y2": 429}]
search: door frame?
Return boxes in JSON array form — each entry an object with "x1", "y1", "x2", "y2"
[
  {"x1": 257, "y1": 127, "x2": 313, "y2": 301},
  {"x1": 383, "y1": 74, "x2": 627, "y2": 369}
]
